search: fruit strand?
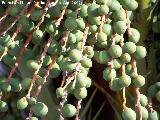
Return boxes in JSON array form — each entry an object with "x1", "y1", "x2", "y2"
[
  {"x1": 34, "y1": 55, "x2": 57, "y2": 98},
  {"x1": 0, "y1": 0, "x2": 20, "y2": 26},
  {"x1": 75, "y1": 100, "x2": 82, "y2": 120},
  {"x1": 26, "y1": 36, "x2": 52, "y2": 98},
  {"x1": 6, "y1": 33, "x2": 32, "y2": 83},
  {"x1": 120, "y1": 33, "x2": 127, "y2": 109},
  {"x1": 0, "y1": 0, "x2": 33, "y2": 36},
  {"x1": 55, "y1": 8, "x2": 66, "y2": 27},
  {"x1": 34, "y1": 0, "x2": 51, "y2": 30},
  {"x1": 0, "y1": 25, "x2": 22, "y2": 61}
]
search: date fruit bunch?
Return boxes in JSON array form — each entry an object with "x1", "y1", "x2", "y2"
[{"x1": 0, "y1": 0, "x2": 152, "y2": 120}]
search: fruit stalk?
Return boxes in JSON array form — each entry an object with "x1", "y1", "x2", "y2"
[
  {"x1": 0, "y1": 0, "x2": 20, "y2": 26},
  {"x1": 34, "y1": 55, "x2": 57, "y2": 98},
  {"x1": 6, "y1": 33, "x2": 32, "y2": 83},
  {"x1": 26, "y1": 36, "x2": 52, "y2": 98},
  {"x1": 75, "y1": 100, "x2": 82, "y2": 120},
  {"x1": 0, "y1": 0, "x2": 33, "y2": 36},
  {"x1": 0, "y1": 25, "x2": 22, "y2": 61}
]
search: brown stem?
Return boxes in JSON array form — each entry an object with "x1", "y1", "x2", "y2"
[
  {"x1": 51, "y1": 0, "x2": 60, "y2": 6},
  {"x1": 6, "y1": 0, "x2": 50, "y2": 83},
  {"x1": 75, "y1": 100, "x2": 82, "y2": 120},
  {"x1": 0, "y1": 0, "x2": 33, "y2": 36},
  {"x1": 81, "y1": 24, "x2": 89, "y2": 51},
  {"x1": 60, "y1": 31, "x2": 70, "y2": 52},
  {"x1": 125, "y1": 10, "x2": 132, "y2": 36},
  {"x1": 34, "y1": 0, "x2": 51, "y2": 30},
  {"x1": 0, "y1": 17, "x2": 12, "y2": 32},
  {"x1": 148, "y1": 97, "x2": 153, "y2": 112},
  {"x1": 131, "y1": 56, "x2": 138, "y2": 77},
  {"x1": 108, "y1": 33, "x2": 115, "y2": 69},
  {"x1": 120, "y1": 33, "x2": 127, "y2": 109},
  {"x1": 0, "y1": 25, "x2": 22, "y2": 61},
  {"x1": 126, "y1": 8, "x2": 142, "y2": 119},
  {"x1": 0, "y1": 47, "x2": 7, "y2": 61},
  {"x1": 135, "y1": 88, "x2": 142, "y2": 120},
  {"x1": 34, "y1": 55, "x2": 57, "y2": 98},
  {"x1": 0, "y1": 0, "x2": 20, "y2": 26},
  {"x1": 61, "y1": 72, "x2": 68, "y2": 87},
  {"x1": 99, "y1": 15, "x2": 105, "y2": 33},
  {"x1": 122, "y1": 88, "x2": 127, "y2": 109},
  {"x1": 12, "y1": 25, "x2": 22, "y2": 40},
  {"x1": 132, "y1": 57, "x2": 142, "y2": 120},
  {"x1": 26, "y1": 36, "x2": 52, "y2": 98},
  {"x1": 55, "y1": 8, "x2": 66, "y2": 27},
  {"x1": 6, "y1": 33, "x2": 32, "y2": 83}
]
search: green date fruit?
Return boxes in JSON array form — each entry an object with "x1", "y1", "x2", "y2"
[
  {"x1": 108, "y1": 45, "x2": 122, "y2": 58},
  {"x1": 30, "y1": 117, "x2": 38, "y2": 120},
  {"x1": 155, "y1": 90, "x2": 160, "y2": 102},
  {"x1": 76, "y1": 73, "x2": 88, "y2": 88},
  {"x1": 46, "y1": 21, "x2": 57, "y2": 34},
  {"x1": 0, "y1": 101, "x2": 8, "y2": 112},
  {"x1": 62, "y1": 104, "x2": 76, "y2": 118},
  {"x1": 32, "y1": 102, "x2": 48, "y2": 117},
  {"x1": 137, "y1": 106, "x2": 148, "y2": 120},
  {"x1": 103, "y1": 68, "x2": 116, "y2": 81},
  {"x1": 27, "y1": 60, "x2": 39, "y2": 71},
  {"x1": 98, "y1": 5, "x2": 109, "y2": 15},
  {"x1": 120, "y1": 53, "x2": 131, "y2": 63},
  {"x1": 0, "y1": 34, "x2": 12, "y2": 46},
  {"x1": 148, "y1": 110, "x2": 159, "y2": 120},
  {"x1": 69, "y1": 49, "x2": 82, "y2": 62},
  {"x1": 81, "y1": 57, "x2": 92, "y2": 68},
  {"x1": 119, "y1": 74, "x2": 131, "y2": 87},
  {"x1": 123, "y1": 42, "x2": 136, "y2": 54},
  {"x1": 133, "y1": 75, "x2": 145, "y2": 88},
  {"x1": 31, "y1": 8, "x2": 43, "y2": 21},
  {"x1": 140, "y1": 94, "x2": 148, "y2": 107},
  {"x1": 21, "y1": 78, "x2": 32, "y2": 90},
  {"x1": 109, "y1": 78, "x2": 122, "y2": 91},
  {"x1": 134, "y1": 46, "x2": 147, "y2": 60},
  {"x1": 74, "y1": 87, "x2": 87, "y2": 100},
  {"x1": 113, "y1": 21, "x2": 127, "y2": 34},
  {"x1": 122, "y1": 107, "x2": 136, "y2": 120},
  {"x1": 17, "y1": 97, "x2": 28, "y2": 110},
  {"x1": 56, "y1": 87, "x2": 64, "y2": 97},
  {"x1": 129, "y1": 28, "x2": 140, "y2": 43},
  {"x1": 65, "y1": 17, "x2": 77, "y2": 30},
  {"x1": 147, "y1": 85, "x2": 158, "y2": 97}
]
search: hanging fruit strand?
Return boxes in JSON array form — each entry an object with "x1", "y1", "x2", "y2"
[
  {"x1": 26, "y1": 36, "x2": 52, "y2": 98},
  {"x1": 126, "y1": 8, "x2": 143, "y2": 119},
  {"x1": 5, "y1": 1, "x2": 39, "y2": 83},
  {"x1": 0, "y1": 0, "x2": 33, "y2": 36},
  {"x1": 0, "y1": 0, "x2": 20, "y2": 26},
  {"x1": 6, "y1": 33, "x2": 32, "y2": 83},
  {"x1": 0, "y1": 25, "x2": 22, "y2": 61},
  {"x1": 34, "y1": 55, "x2": 57, "y2": 98},
  {"x1": 34, "y1": 0, "x2": 51, "y2": 30},
  {"x1": 75, "y1": 100, "x2": 82, "y2": 120},
  {"x1": 55, "y1": 8, "x2": 66, "y2": 27},
  {"x1": 120, "y1": 34, "x2": 127, "y2": 109}
]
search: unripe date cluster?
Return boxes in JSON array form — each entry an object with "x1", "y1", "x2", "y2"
[{"x1": 0, "y1": 0, "x2": 148, "y2": 119}]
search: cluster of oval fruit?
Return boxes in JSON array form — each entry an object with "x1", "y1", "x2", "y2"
[
  {"x1": 56, "y1": 0, "x2": 147, "y2": 119},
  {"x1": 0, "y1": 0, "x2": 153, "y2": 119},
  {"x1": 120, "y1": 83, "x2": 160, "y2": 120}
]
